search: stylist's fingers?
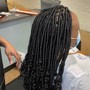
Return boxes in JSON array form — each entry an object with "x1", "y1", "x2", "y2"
[
  {"x1": 7, "y1": 55, "x2": 13, "y2": 64},
  {"x1": 13, "y1": 52, "x2": 21, "y2": 62},
  {"x1": 14, "y1": 52, "x2": 21, "y2": 68}
]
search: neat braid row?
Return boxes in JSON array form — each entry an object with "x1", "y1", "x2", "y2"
[{"x1": 21, "y1": 5, "x2": 72, "y2": 90}]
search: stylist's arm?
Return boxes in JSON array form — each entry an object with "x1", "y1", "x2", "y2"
[{"x1": 0, "y1": 36, "x2": 21, "y2": 64}]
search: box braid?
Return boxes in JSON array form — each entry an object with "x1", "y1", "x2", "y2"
[{"x1": 21, "y1": 5, "x2": 72, "y2": 90}]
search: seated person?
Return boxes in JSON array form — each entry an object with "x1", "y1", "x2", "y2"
[
  {"x1": 42, "y1": 0, "x2": 81, "y2": 50},
  {"x1": 20, "y1": 4, "x2": 80, "y2": 90}
]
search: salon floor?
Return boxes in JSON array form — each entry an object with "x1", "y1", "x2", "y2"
[
  {"x1": 5, "y1": 67, "x2": 24, "y2": 90},
  {"x1": 5, "y1": 30, "x2": 90, "y2": 89},
  {"x1": 5, "y1": 67, "x2": 20, "y2": 85}
]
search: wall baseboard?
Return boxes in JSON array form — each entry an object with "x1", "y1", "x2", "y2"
[{"x1": 4, "y1": 63, "x2": 16, "y2": 73}]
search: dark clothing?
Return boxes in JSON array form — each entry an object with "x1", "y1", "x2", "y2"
[
  {"x1": 76, "y1": 41, "x2": 81, "y2": 50},
  {"x1": 0, "y1": 49, "x2": 6, "y2": 90}
]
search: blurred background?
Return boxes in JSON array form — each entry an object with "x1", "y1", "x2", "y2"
[{"x1": 7, "y1": 0, "x2": 90, "y2": 54}]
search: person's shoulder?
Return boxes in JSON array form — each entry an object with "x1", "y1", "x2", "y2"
[
  {"x1": 70, "y1": 11, "x2": 78, "y2": 18},
  {"x1": 70, "y1": 11, "x2": 79, "y2": 29}
]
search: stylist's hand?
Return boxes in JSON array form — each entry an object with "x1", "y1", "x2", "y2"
[{"x1": 4, "y1": 43, "x2": 21, "y2": 64}]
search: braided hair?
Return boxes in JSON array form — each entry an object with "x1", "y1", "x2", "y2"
[{"x1": 21, "y1": 5, "x2": 72, "y2": 90}]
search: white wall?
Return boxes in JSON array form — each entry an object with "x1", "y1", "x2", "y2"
[
  {"x1": 0, "y1": 16, "x2": 35, "y2": 68},
  {"x1": 61, "y1": 0, "x2": 90, "y2": 32}
]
